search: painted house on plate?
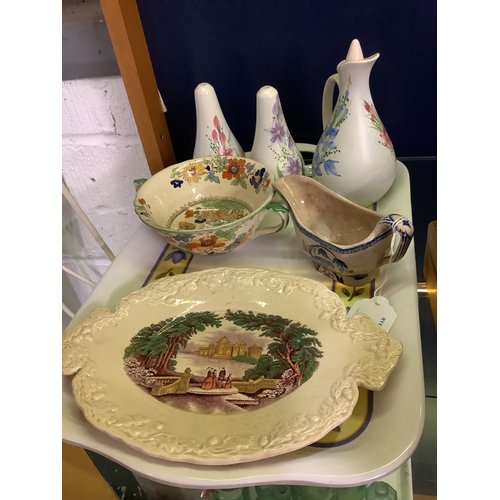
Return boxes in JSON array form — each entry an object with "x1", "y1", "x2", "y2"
[{"x1": 198, "y1": 336, "x2": 263, "y2": 360}]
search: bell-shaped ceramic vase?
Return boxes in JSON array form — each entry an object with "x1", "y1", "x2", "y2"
[
  {"x1": 193, "y1": 82, "x2": 245, "y2": 158},
  {"x1": 249, "y1": 85, "x2": 305, "y2": 179}
]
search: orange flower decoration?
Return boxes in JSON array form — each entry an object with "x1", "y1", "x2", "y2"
[
  {"x1": 222, "y1": 158, "x2": 246, "y2": 180},
  {"x1": 187, "y1": 234, "x2": 227, "y2": 253},
  {"x1": 181, "y1": 161, "x2": 206, "y2": 184}
]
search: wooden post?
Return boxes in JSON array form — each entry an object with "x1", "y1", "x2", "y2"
[
  {"x1": 423, "y1": 221, "x2": 437, "y2": 328},
  {"x1": 100, "y1": 0, "x2": 176, "y2": 175},
  {"x1": 62, "y1": 443, "x2": 117, "y2": 500}
]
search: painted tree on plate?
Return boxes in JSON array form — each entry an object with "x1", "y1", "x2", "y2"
[
  {"x1": 224, "y1": 310, "x2": 323, "y2": 388},
  {"x1": 243, "y1": 353, "x2": 288, "y2": 381},
  {"x1": 124, "y1": 312, "x2": 223, "y2": 372}
]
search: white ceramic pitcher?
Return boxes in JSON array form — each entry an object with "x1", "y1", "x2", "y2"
[{"x1": 312, "y1": 39, "x2": 397, "y2": 207}]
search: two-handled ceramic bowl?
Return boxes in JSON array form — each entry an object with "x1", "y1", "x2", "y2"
[{"x1": 134, "y1": 156, "x2": 289, "y2": 255}]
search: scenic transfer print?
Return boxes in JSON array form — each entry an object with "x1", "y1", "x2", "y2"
[{"x1": 123, "y1": 309, "x2": 323, "y2": 414}]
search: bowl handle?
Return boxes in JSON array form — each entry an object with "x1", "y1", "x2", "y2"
[
  {"x1": 133, "y1": 178, "x2": 148, "y2": 192},
  {"x1": 251, "y1": 203, "x2": 290, "y2": 239},
  {"x1": 379, "y1": 214, "x2": 414, "y2": 265}
]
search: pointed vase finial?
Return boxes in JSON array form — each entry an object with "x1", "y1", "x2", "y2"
[
  {"x1": 345, "y1": 39, "x2": 364, "y2": 62},
  {"x1": 193, "y1": 82, "x2": 244, "y2": 158},
  {"x1": 250, "y1": 85, "x2": 304, "y2": 182}
]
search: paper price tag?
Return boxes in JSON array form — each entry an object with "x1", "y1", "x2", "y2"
[{"x1": 346, "y1": 296, "x2": 397, "y2": 332}]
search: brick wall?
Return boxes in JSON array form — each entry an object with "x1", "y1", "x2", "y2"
[{"x1": 62, "y1": 76, "x2": 151, "y2": 330}]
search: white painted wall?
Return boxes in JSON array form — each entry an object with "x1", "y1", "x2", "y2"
[{"x1": 62, "y1": 76, "x2": 151, "y2": 331}]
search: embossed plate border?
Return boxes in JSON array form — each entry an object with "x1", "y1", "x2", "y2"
[{"x1": 62, "y1": 267, "x2": 402, "y2": 466}]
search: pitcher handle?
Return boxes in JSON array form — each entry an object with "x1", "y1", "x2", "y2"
[
  {"x1": 322, "y1": 74, "x2": 340, "y2": 129},
  {"x1": 379, "y1": 214, "x2": 415, "y2": 265},
  {"x1": 251, "y1": 203, "x2": 289, "y2": 239}
]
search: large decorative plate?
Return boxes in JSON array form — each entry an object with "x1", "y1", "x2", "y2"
[{"x1": 62, "y1": 267, "x2": 402, "y2": 466}]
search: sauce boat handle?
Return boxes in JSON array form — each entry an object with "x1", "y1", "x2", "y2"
[{"x1": 379, "y1": 214, "x2": 414, "y2": 264}]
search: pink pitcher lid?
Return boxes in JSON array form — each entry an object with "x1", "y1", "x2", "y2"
[
  {"x1": 346, "y1": 39, "x2": 364, "y2": 61},
  {"x1": 339, "y1": 39, "x2": 380, "y2": 67}
]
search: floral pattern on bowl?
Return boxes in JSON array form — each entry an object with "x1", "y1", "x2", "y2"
[
  {"x1": 134, "y1": 157, "x2": 289, "y2": 256},
  {"x1": 169, "y1": 157, "x2": 271, "y2": 191}
]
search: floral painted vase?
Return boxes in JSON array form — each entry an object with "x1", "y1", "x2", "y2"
[
  {"x1": 312, "y1": 39, "x2": 397, "y2": 207},
  {"x1": 249, "y1": 85, "x2": 305, "y2": 179},
  {"x1": 193, "y1": 83, "x2": 245, "y2": 158}
]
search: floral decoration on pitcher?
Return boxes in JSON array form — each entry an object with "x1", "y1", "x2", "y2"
[
  {"x1": 302, "y1": 242, "x2": 368, "y2": 286},
  {"x1": 312, "y1": 80, "x2": 351, "y2": 178},
  {"x1": 208, "y1": 115, "x2": 237, "y2": 155},
  {"x1": 265, "y1": 96, "x2": 304, "y2": 177},
  {"x1": 363, "y1": 100, "x2": 395, "y2": 155}
]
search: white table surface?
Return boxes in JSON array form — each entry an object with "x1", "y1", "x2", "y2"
[{"x1": 62, "y1": 161, "x2": 425, "y2": 491}]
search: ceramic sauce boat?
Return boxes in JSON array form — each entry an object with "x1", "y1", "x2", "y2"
[{"x1": 273, "y1": 175, "x2": 414, "y2": 286}]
